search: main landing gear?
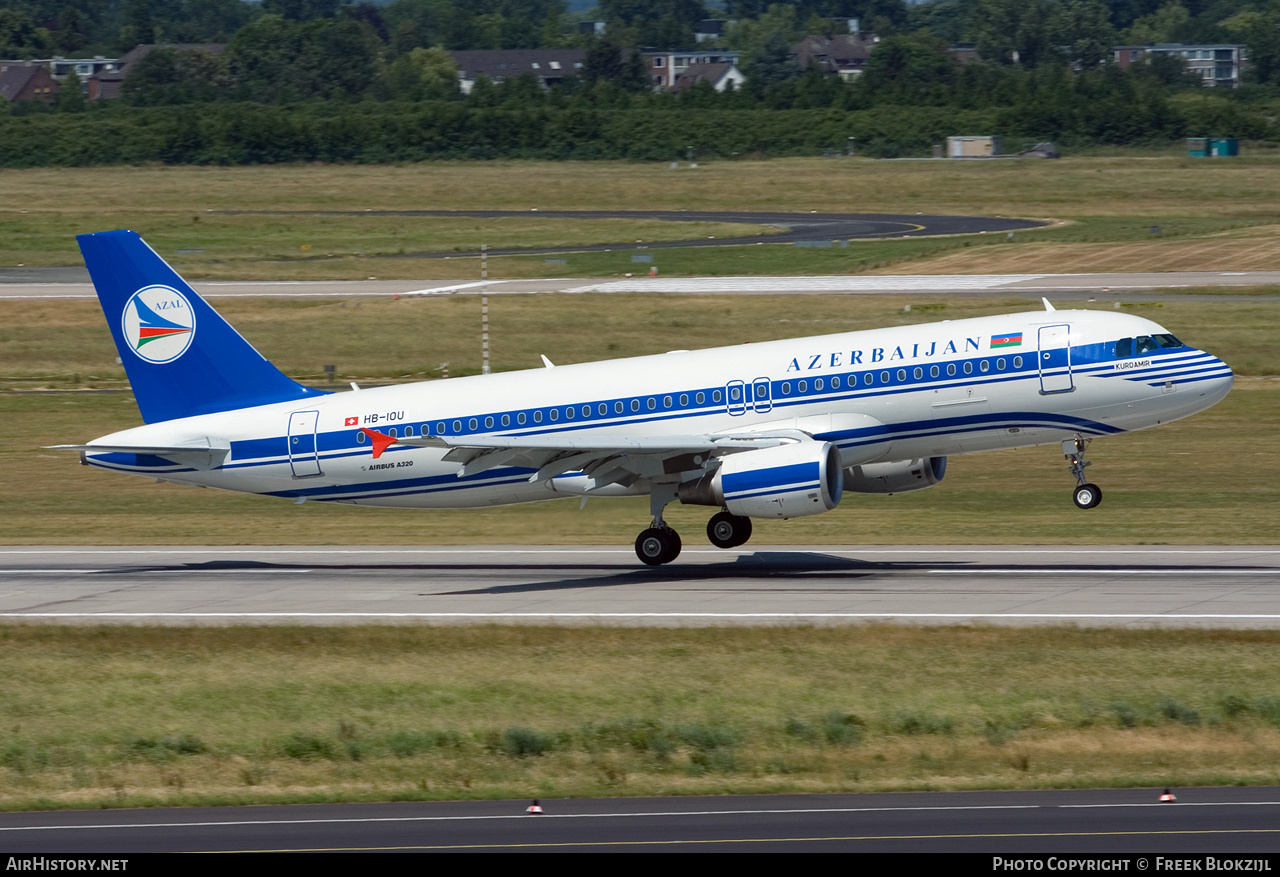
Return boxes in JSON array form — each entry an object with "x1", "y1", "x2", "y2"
[
  {"x1": 635, "y1": 527, "x2": 682, "y2": 566},
  {"x1": 634, "y1": 485, "x2": 756, "y2": 566},
  {"x1": 707, "y1": 511, "x2": 752, "y2": 549},
  {"x1": 636, "y1": 482, "x2": 683, "y2": 566},
  {"x1": 1063, "y1": 435, "x2": 1102, "y2": 509}
]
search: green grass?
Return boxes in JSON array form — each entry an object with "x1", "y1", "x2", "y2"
[
  {"x1": 6, "y1": 158, "x2": 1280, "y2": 278},
  {"x1": 4, "y1": 625, "x2": 1280, "y2": 809}
]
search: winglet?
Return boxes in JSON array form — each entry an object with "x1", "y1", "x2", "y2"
[
  {"x1": 540, "y1": 355, "x2": 555, "y2": 368},
  {"x1": 1042, "y1": 297, "x2": 1056, "y2": 312}
]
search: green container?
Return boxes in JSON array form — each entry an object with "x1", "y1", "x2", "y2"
[{"x1": 1210, "y1": 138, "x2": 1239, "y2": 157}]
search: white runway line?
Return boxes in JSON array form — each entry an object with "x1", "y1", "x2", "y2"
[
  {"x1": 6, "y1": 612, "x2": 1280, "y2": 620},
  {"x1": 562, "y1": 275, "x2": 1053, "y2": 293}
]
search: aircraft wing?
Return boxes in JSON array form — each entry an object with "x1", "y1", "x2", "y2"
[{"x1": 371, "y1": 429, "x2": 812, "y2": 487}]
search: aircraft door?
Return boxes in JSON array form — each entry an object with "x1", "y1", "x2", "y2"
[
  {"x1": 287, "y1": 410, "x2": 323, "y2": 477},
  {"x1": 1038, "y1": 324, "x2": 1074, "y2": 394},
  {"x1": 752, "y1": 377, "x2": 773, "y2": 414},
  {"x1": 726, "y1": 380, "x2": 746, "y2": 416}
]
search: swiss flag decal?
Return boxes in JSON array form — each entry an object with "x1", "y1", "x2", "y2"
[{"x1": 344, "y1": 416, "x2": 359, "y2": 426}]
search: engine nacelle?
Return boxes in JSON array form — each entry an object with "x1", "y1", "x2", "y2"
[
  {"x1": 678, "y1": 442, "x2": 843, "y2": 519},
  {"x1": 843, "y1": 457, "x2": 947, "y2": 494}
]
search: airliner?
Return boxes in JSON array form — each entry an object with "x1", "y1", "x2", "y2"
[{"x1": 56, "y1": 230, "x2": 1234, "y2": 565}]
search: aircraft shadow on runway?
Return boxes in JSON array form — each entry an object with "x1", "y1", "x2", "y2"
[{"x1": 86, "y1": 552, "x2": 1274, "y2": 597}]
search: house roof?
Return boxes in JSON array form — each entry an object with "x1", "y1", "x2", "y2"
[
  {"x1": 0, "y1": 63, "x2": 50, "y2": 102},
  {"x1": 672, "y1": 61, "x2": 734, "y2": 91},
  {"x1": 449, "y1": 49, "x2": 586, "y2": 82},
  {"x1": 794, "y1": 33, "x2": 878, "y2": 72}
]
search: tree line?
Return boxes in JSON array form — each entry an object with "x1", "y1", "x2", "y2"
[{"x1": 4, "y1": 1, "x2": 1280, "y2": 163}]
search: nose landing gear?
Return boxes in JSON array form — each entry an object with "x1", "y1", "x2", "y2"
[{"x1": 1064, "y1": 436, "x2": 1102, "y2": 509}]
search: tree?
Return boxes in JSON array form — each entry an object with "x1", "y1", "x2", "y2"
[
  {"x1": 384, "y1": 45, "x2": 460, "y2": 100},
  {"x1": 1051, "y1": 0, "x2": 1115, "y2": 70},
  {"x1": 1123, "y1": 2, "x2": 1193, "y2": 46},
  {"x1": 742, "y1": 25, "x2": 800, "y2": 92},
  {"x1": 858, "y1": 31, "x2": 955, "y2": 104},
  {"x1": 965, "y1": 0, "x2": 1057, "y2": 67},
  {"x1": 1223, "y1": 4, "x2": 1280, "y2": 86}
]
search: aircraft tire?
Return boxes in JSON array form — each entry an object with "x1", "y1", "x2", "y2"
[
  {"x1": 636, "y1": 528, "x2": 680, "y2": 565},
  {"x1": 707, "y1": 512, "x2": 752, "y2": 549},
  {"x1": 1073, "y1": 483, "x2": 1102, "y2": 509}
]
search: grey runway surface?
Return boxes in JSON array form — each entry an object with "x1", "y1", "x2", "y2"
[
  {"x1": 2, "y1": 545, "x2": 1277, "y2": 627},
  {"x1": 4, "y1": 270, "x2": 1280, "y2": 300},
  {"x1": 3, "y1": 787, "x2": 1280, "y2": 852}
]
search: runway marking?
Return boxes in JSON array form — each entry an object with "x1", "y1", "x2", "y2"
[
  {"x1": 4, "y1": 567, "x2": 1273, "y2": 576},
  {"x1": 563, "y1": 275, "x2": 1052, "y2": 293},
  {"x1": 5, "y1": 548, "x2": 1276, "y2": 556},
  {"x1": 6, "y1": 612, "x2": 1280, "y2": 620},
  {"x1": 235, "y1": 827, "x2": 1280, "y2": 852},
  {"x1": 7, "y1": 799, "x2": 1278, "y2": 833}
]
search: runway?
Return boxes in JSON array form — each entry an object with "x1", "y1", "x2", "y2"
[
  {"x1": 2, "y1": 545, "x2": 1277, "y2": 627},
  {"x1": 3, "y1": 787, "x2": 1280, "y2": 852},
  {"x1": 4, "y1": 270, "x2": 1280, "y2": 300}
]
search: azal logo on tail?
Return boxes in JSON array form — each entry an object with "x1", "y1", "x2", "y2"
[{"x1": 121, "y1": 285, "x2": 196, "y2": 363}]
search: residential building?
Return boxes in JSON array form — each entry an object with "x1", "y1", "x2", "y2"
[
  {"x1": 671, "y1": 61, "x2": 745, "y2": 93},
  {"x1": 644, "y1": 50, "x2": 741, "y2": 90},
  {"x1": 793, "y1": 32, "x2": 879, "y2": 80},
  {"x1": 450, "y1": 49, "x2": 587, "y2": 94},
  {"x1": 1113, "y1": 43, "x2": 1247, "y2": 88},
  {"x1": 0, "y1": 62, "x2": 59, "y2": 104},
  {"x1": 695, "y1": 20, "x2": 728, "y2": 44}
]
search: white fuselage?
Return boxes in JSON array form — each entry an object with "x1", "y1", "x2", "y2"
[{"x1": 83, "y1": 308, "x2": 1233, "y2": 508}]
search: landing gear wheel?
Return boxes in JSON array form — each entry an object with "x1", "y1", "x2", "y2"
[
  {"x1": 707, "y1": 512, "x2": 753, "y2": 549},
  {"x1": 635, "y1": 527, "x2": 681, "y2": 565},
  {"x1": 1072, "y1": 483, "x2": 1102, "y2": 510}
]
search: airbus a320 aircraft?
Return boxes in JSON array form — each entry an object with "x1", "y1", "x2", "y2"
[{"x1": 56, "y1": 230, "x2": 1234, "y2": 565}]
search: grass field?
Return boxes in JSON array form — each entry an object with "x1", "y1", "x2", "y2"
[
  {"x1": 5, "y1": 625, "x2": 1280, "y2": 810},
  {"x1": 4, "y1": 157, "x2": 1280, "y2": 278}
]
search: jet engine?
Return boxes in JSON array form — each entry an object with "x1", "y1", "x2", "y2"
[
  {"x1": 843, "y1": 457, "x2": 947, "y2": 494},
  {"x1": 678, "y1": 441, "x2": 843, "y2": 519}
]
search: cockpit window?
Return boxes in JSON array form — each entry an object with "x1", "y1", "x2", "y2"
[{"x1": 1116, "y1": 334, "x2": 1186, "y2": 358}]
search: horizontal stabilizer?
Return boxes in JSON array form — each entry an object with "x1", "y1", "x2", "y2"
[{"x1": 46, "y1": 441, "x2": 230, "y2": 470}]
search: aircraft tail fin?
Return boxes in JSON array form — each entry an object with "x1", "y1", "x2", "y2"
[{"x1": 77, "y1": 229, "x2": 326, "y2": 423}]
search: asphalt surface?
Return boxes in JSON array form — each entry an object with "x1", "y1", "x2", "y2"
[
  {"x1": 2, "y1": 787, "x2": 1279, "y2": 852},
  {"x1": 4, "y1": 271, "x2": 1280, "y2": 301},
  {"x1": 215, "y1": 208, "x2": 1047, "y2": 257},
  {"x1": 3, "y1": 546, "x2": 1277, "y2": 627}
]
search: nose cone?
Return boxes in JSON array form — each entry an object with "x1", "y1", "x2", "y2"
[{"x1": 1198, "y1": 352, "x2": 1234, "y2": 408}]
